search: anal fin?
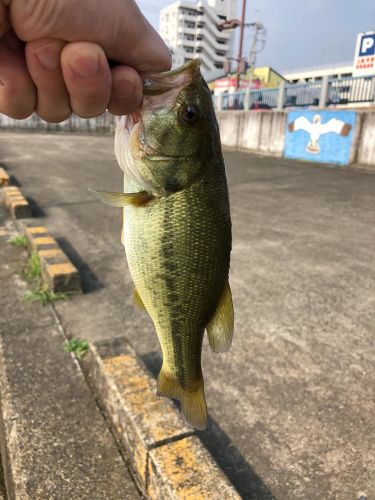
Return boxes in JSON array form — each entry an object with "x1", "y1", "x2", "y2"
[
  {"x1": 132, "y1": 288, "x2": 146, "y2": 311},
  {"x1": 206, "y1": 280, "x2": 234, "y2": 353}
]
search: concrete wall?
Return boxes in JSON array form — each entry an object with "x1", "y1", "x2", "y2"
[
  {"x1": 1, "y1": 108, "x2": 374, "y2": 167},
  {"x1": 216, "y1": 111, "x2": 286, "y2": 157},
  {"x1": 0, "y1": 112, "x2": 116, "y2": 135},
  {"x1": 357, "y1": 112, "x2": 375, "y2": 166},
  {"x1": 217, "y1": 109, "x2": 375, "y2": 168}
]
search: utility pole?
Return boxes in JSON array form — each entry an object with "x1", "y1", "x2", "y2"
[
  {"x1": 244, "y1": 22, "x2": 267, "y2": 108},
  {"x1": 236, "y1": 0, "x2": 247, "y2": 90}
]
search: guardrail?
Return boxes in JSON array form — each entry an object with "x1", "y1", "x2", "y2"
[
  {"x1": 214, "y1": 75, "x2": 375, "y2": 111},
  {"x1": 327, "y1": 75, "x2": 375, "y2": 105}
]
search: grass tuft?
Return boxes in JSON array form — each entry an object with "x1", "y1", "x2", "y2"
[
  {"x1": 24, "y1": 284, "x2": 67, "y2": 305},
  {"x1": 23, "y1": 252, "x2": 42, "y2": 281},
  {"x1": 63, "y1": 338, "x2": 89, "y2": 359},
  {"x1": 9, "y1": 235, "x2": 28, "y2": 247},
  {"x1": 19, "y1": 250, "x2": 68, "y2": 306}
]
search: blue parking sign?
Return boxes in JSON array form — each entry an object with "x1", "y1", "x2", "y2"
[{"x1": 359, "y1": 34, "x2": 375, "y2": 56}]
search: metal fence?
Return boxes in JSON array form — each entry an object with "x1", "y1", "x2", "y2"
[
  {"x1": 284, "y1": 82, "x2": 321, "y2": 107},
  {"x1": 214, "y1": 75, "x2": 375, "y2": 111},
  {"x1": 327, "y1": 75, "x2": 375, "y2": 105},
  {"x1": 250, "y1": 88, "x2": 279, "y2": 109},
  {"x1": 0, "y1": 111, "x2": 116, "y2": 134},
  {"x1": 221, "y1": 91, "x2": 244, "y2": 110},
  {"x1": 218, "y1": 87, "x2": 279, "y2": 110}
]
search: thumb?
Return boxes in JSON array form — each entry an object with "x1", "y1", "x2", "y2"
[{"x1": 9, "y1": 0, "x2": 171, "y2": 72}]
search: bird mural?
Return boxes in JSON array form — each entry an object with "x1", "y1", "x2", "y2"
[{"x1": 288, "y1": 114, "x2": 352, "y2": 154}]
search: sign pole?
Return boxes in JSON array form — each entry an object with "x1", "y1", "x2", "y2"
[{"x1": 236, "y1": 0, "x2": 247, "y2": 91}]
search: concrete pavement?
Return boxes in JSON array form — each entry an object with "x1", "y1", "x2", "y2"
[
  {"x1": 0, "y1": 131, "x2": 374, "y2": 499},
  {"x1": 0, "y1": 203, "x2": 140, "y2": 499}
]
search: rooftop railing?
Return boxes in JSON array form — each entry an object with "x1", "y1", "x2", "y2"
[{"x1": 214, "y1": 75, "x2": 375, "y2": 111}]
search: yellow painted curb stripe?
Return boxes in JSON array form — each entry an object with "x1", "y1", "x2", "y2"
[
  {"x1": 10, "y1": 200, "x2": 28, "y2": 207},
  {"x1": 46, "y1": 262, "x2": 77, "y2": 275},
  {"x1": 26, "y1": 226, "x2": 48, "y2": 235},
  {"x1": 38, "y1": 249, "x2": 65, "y2": 258},
  {"x1": 33, "y1": 236, "x2": 56, "y2": 246},
  {"x1": 10, "y1": 198, "x2": 27, "y2": 204}
]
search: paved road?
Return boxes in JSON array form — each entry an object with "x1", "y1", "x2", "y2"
[{"x1": 1, "y1": 132, "x2": 374, "y2": 500}]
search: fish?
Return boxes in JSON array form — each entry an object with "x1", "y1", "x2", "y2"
[{"x1": 90, "y1": 59, "x2": 233, "y2": 430}]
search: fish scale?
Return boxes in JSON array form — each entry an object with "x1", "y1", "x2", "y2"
[{"x1": 124, "y1": 173, "x2": 230, "y2": 388}]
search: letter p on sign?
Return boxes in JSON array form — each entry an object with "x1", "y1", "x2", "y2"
[{"x1": 359, "y1": 34, "x2": 375, "y2": 56}]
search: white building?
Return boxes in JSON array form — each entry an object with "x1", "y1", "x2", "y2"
[
  {"x1": 283, "y1": 62, "x2": 354, "y2": 84},
  {"x1": 159, "y1": 0, "x2": 238, "y2": 75},
  {"x1": 282, "y1": 32, "x2": 375, "y2": 83}
]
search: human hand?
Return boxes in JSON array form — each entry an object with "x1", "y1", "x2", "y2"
[{"x1": 0, "y1": 0, "x2": 171, "y2": 122}]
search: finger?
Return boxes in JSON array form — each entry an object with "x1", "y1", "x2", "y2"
[
  {"x1": 108, "y1": 65, "x2": 142, "y2": 116},
  {"x1": 25, "y1": 38, "x2": 71, "y2": 122},
  {"x1": 61, "y1": 41, "x2": 111, "y2": 118},
  {"x1": 0, "y1": 31, "x2": 36, "y2": 119},
  {"x1": 11, "y1": 0, "x2": 171, "y2": 72}
]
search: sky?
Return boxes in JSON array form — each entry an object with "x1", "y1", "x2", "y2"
[{"x1": 137, "y1": 0, "x2": 375, "y2": 72}]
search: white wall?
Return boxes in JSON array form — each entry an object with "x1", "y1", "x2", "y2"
[
  {"x1": 357, "y1": 112, "x2": 375, "y2": 166},
  {"x1": 217, "y1": 111, "x2": 286, "y2": 157}
]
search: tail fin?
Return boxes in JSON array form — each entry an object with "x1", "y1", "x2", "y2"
[{"x1": 157, "y1": 368, "x2": 207, "y2": 430}]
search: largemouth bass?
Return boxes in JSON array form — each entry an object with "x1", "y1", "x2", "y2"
[{"x1": 91, "y1": 59, "x2": 233, "y2": 430}]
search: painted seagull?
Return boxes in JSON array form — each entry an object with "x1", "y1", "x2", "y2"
[{"x1": 288, "y1": 114, "x2": 352, "y2": 154}]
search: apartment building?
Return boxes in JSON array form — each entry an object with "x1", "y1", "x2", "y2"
[{"x1": 159, "y1": 0, "x2": 238, "y2": 75}]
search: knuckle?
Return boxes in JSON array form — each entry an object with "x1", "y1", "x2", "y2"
[{"x1": 12, "y1": 0, "x2": 61, "y2": 40}]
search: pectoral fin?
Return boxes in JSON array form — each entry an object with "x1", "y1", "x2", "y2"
[
  {"x1": 132, "y1": 289, "x2": 146, "y2": 310},
  {"x1": 88, "y1": 188, "x2": 151, "y2": 207},
  {"x1": 206, "y1": 280, "x2": 234, "y2": 353}
]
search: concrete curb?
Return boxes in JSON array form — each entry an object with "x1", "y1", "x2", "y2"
[
  {"x1": 2, "y1": 186, "x2": 31, "y2": 218},
  {"x1": 81, "y1": 337, "x2": 240, "y2": 500},
  {"x1": 17, "y1": 222, "x2": 82, "y2": 294},
  {"x1": 0, "y1": 167, "x2": 9, "y2": 187}
]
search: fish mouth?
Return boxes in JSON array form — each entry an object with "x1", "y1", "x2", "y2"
[
  {"x1": 146, "y1": 154, "x2": 187, "y2": 161},
  {"x1": 142, "y1": 59, "x2": 201, "y2": 96}
]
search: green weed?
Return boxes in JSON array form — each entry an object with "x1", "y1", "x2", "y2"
[
  {"x1": 23, "y1": 252, "x2": 42, "y2": 281},
  {"x1": 24, "y1": 284, "x2": 67, "y2": 305},
  {"x1": 63, "y1": 338, "x2": 89, "y2": 359},
  {"x1": 9, "y1": 235, "x2": 28, "y2": 247}
]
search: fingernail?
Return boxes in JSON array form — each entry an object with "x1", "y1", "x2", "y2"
[
  {"x1": 70, "y1": 52, "x2": 100, "y2": 78},
  {"x1": 33, "y1": 43, "x2": 60, "y2": 70}
]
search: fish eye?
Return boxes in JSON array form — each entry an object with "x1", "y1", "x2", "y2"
[{"x1": 179, "y1": 104, "x2": 200, "y2": 125}]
